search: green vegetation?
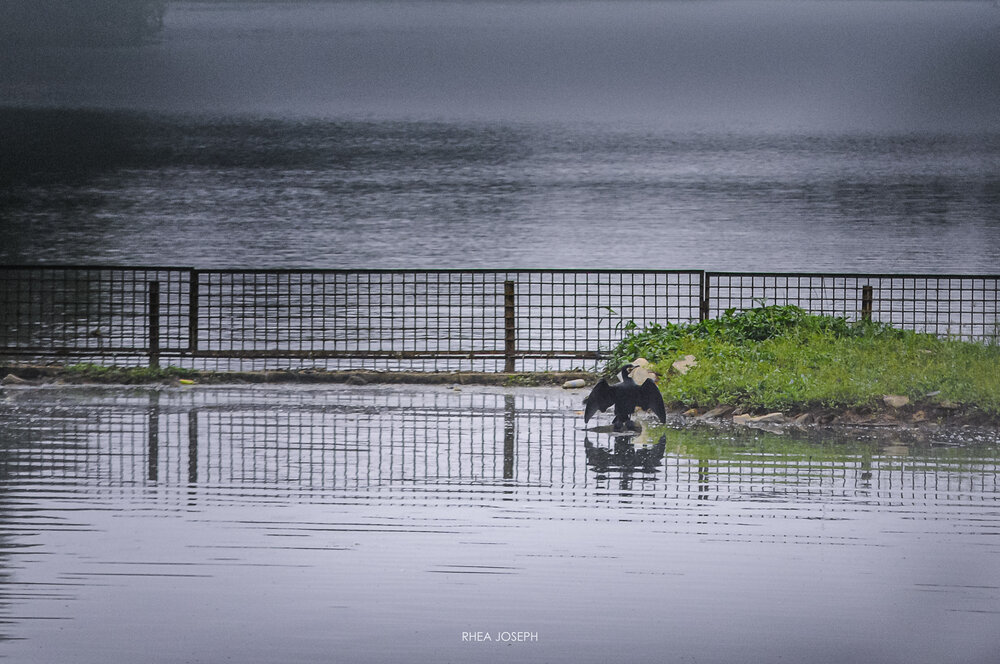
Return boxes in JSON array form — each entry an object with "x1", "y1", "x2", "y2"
[
  {"x1": 62, "y1": 363, "x2": 197, "y2": 384},
  {"x1": 607, "y1": 305, "x2": 1000, "y2": 415}
]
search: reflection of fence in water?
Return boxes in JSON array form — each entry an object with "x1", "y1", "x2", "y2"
[
  {"x1": 2, "y1": 390, "x2": 998, "y2": 503},
  {"x1": 666, "y1": 453, "x2": 1000, "y2": 502},
  {"x1": 0, "y1": 390, "x2": 588, "y2": 489}
]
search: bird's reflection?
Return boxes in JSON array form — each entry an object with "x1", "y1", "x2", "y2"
[{"x1": 584, "y1": 434, "x2": 666, "y2": 490}]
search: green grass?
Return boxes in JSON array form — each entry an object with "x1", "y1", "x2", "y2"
[
  {"x1": 62, "y1": 363, "x2": 198, "y2": 384},
  {"x1": 606, "y1": 305, "x2": 1000, "y2": 415}
]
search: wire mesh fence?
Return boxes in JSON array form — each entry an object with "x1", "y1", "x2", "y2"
[
  {"x1": 705, "y1": 272, "x2": 1000, "y2": 341},
  {"x1": 0, "y1": 266, "x2": 192, "y2": 357},
  {"x1": 1, "y1": 266, "x2": 996, "y2": 372},
  {"x1": 0, "y1": 267, "x2": 702, "y2": 371}
]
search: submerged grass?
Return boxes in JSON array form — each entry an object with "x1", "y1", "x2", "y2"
[{"x1": 607, "y1": 305, "x2": 1000, "y2": 415}]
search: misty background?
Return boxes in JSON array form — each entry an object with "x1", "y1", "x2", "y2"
[
  {"x1": 1, "y1": 0, "x2": 999, "y2": 270},
  {"x1": 2, "y1": 0, "x2": 998, "y2": 131}
]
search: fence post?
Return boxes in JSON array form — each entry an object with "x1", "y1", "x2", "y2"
[
  {"x1": 148, "y1": 280, "x2": 160, "y2": 368},
  {"x1": 699, "y1": 272, "x2": 710, "y2": 322},
  {"x1": 188, "y1": 269, "x2": 199, "y2": 354},
  {"x1": 861, "y1": 285, "x2": 873, "y2": 322},
  {"x1": 504, "y1": 280, "x2": 516, "y2": 372}
]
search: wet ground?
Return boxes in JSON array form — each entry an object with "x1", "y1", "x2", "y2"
[{"x1": 1, "y1": 384, "x2": 998, "y2": 663}]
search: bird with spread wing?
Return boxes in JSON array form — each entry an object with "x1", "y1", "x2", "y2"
[{"x1": 583, "y1": 363, "x2": 666, "y2": 432}]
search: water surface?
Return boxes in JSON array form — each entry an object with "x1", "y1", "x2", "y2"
[
  {"x1": 2, "y1": 0, "x2": 1000, "y2": 272},
  {"x1": 1, "y1": 384, "x2": 998, "y2": 663},
  {"x1": 3, "y1": 110, "x2": 999, "y2": 272}
]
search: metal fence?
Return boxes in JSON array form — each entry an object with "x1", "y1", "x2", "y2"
[
  {"x1": 1, "y1": 266, "x2": 997, "y2": 371},
  {"x1": 705, "y1": 272, "x2": 1000, "y2": 341}
]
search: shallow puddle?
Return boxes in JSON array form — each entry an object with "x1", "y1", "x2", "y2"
[{"x1": 1, "y1": 384, "x2": 998, "y2": 663}]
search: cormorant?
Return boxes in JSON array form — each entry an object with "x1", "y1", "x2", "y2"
[{"x1": 583, "y1": 364, "x2": 667, "y2": 432}]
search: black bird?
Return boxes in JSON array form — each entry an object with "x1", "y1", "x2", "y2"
[{"x1": 583, "y1": 364, "x2": 667, "y2": 432}]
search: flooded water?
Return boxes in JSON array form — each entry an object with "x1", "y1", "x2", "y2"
[
  {"x1": 3, "y1": 109, "x2": 1000, "y2": 273},
  {"x1": 2, "y1": 0, "x2": 1000, "y2": 272},
  {"x1": 1, "y1": 384, "x2": 999, "y2": 663}
]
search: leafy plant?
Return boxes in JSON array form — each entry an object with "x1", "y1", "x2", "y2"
[{"x1": 605, "y1": 304, "x2": 1000, "y2": 415}]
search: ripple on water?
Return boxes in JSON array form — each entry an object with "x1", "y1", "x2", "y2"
[{"x1": 0, "y1": 385, "x2": 998, "y2": 663}]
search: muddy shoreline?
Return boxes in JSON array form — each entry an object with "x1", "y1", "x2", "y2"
[
  {"x1": 662, "y1": 402, "x2": 1000, "y2": 446},
  {"x1": 0, "y1": 365, "x2": 592, "y2": 387},
  {"x1": 3, "y1": 365, "x2": 999, "y2": 440}
]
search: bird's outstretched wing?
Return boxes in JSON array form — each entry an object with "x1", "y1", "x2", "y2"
[
  {"x1": 637, "y1": 381, "x2": 667, "y2": 423},
  {"x1": 583, "y1": 379, "x2": 615, "y2": 422}
]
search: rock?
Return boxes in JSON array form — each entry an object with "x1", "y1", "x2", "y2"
[
  {"x1": 682, "y1": 408, "x2": 699, "y2": 417},
  {"x1": 815, "y1": 410, "x2": 838, "y2": 425},
  {"x1": 562, "y1": 379, "x2": 586, "y2": 389},
  {"x1": 912, "y1": 410, "x2": 927, "y2": 423},
  {"x1": 938, "y1": 400, "x2": 961, "y2": 410},
  {"x1": 671, "y1": 355, "x2": 697, "y2": 375},
  {"x1": 700, "y1": 406, "x2": 734, "y2": 420},
  {"x1": 883, "y1": 395, "x2": 909, "y2": 408},
  {"x1": 629, "y1": 365, "x2": 656, "y2": 385},
  {"x1": 1, "y1": 374, "x2": 28, "y2": 385},
  {"x1": 791, "y1": 413, "x2": 813, "y2": 425},
  {"x1": 733, "y1": 412, "x2": 785, "y2": 425}
]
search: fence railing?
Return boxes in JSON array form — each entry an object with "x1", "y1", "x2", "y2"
[{"x1": 1, "y1": 266, "x2": 997, "y2": 372}]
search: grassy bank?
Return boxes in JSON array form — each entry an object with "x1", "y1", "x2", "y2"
[
  {"x1": 607, "y1": 305, "x2": 1000, "y2": 417},
  {"x1": 0, "y1": 364, "x2": 590, "y2": 388}
]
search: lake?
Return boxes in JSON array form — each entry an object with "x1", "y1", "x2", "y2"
[
  {"x1": 3, "y1": 3, "x2": 1000, "y2": 659},
  {"x1": 3, "y1": 109, "x2": 999, "y2": 273},
  {"x1": 1, "y1": 384, "x2": 998, "y2": 663},
  {"x1": 2, "y1": 0, "x2": 1000, "y2": 273}
]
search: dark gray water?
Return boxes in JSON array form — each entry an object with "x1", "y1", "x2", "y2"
[
  {"x1": 3, "y1": 110, "x2": 999, "y2": 272},
  {"x1": 1, "y1": 384, "x2": 999, "y2": 663},
  {"x1": 2, "y1": 0, "x2": 1000, "y2": 272}
]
